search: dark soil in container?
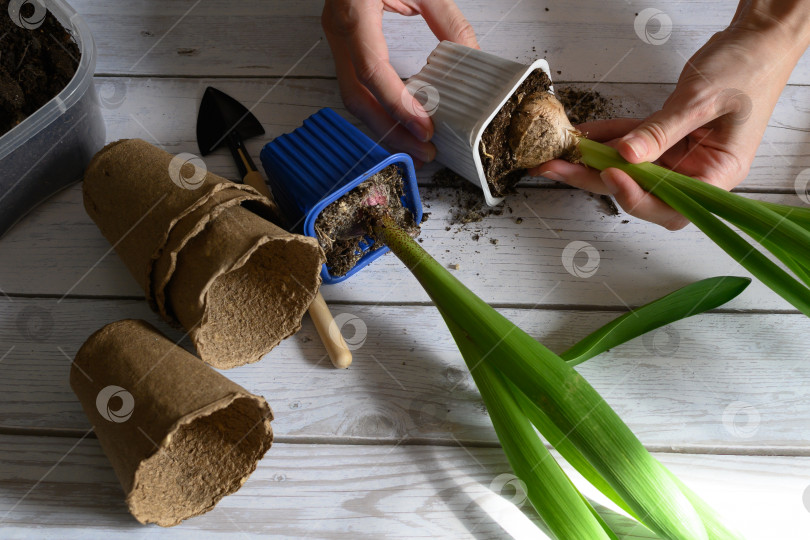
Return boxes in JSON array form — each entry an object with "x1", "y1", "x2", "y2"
[
  {"x1": 0, "y1": 0, "x2": 80, "y2": 137},
  {"x1": 314, "y1": 164, "x2": 420, "y2": 277}
]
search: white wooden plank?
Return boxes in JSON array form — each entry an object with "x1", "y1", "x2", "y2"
[
  {"x1": 0, "y1": 435, "x2": 807, "y2": 539},
  {"x1": 1, "y1": 298, "x2": 809, "y2": 450},
  {"x1": 90, "y1": 77, "x2": 810, "y2": 192},
  {"x1": 0, "y1": 173, "x2": 807, "y2": 311},
  {"x1": 69, "y1": 0, "x2": 810, "y2": 85}
]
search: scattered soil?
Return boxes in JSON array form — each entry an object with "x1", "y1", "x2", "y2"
[
  {"x1": 0, "y1": 0, "x2": 80, "y2": 137},
  {"x1": 314, "y1": 164, "x2": 419, "y2": 277},
  {"x1": 479, "y1": 70, "x2": 553, "y2": 197},
  {"x1": 554, "y1": 87, "x2": 615, "y2": 125},
  {"x1": 419, "y1": 167, "x2": 512, "y2": 243},
  {"x1": 431, "y1": 167, "x2": 509, "y2": 224},
  {"x1": 597, "y1": 193, "x2": 621, "y2": 216}
]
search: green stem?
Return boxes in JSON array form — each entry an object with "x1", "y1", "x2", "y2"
[{"x1": 576, "y1": 138, "x2": 810, "y2": 316}]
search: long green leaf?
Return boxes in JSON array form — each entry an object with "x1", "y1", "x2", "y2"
[
  {"x1": 560, "y1": 276, "x2": 750, "y2": 366},
  {"x1": 454, "y1": 332, "x2": 659, "y2": 538},
  {"x1": 378, "y1": 220, "x2": 741, "y2": 540},
  {"x1": 510, "y1": 377, "x2": 640, "y2": 519},
  {"x1": 576, "y1": 139, "x2": 810, "y2": 271},
  {"x1": 442, "y1": 309, "x2": 616, "y2": 540},
  {"x1": 577, "y1": 138, "x2": 810, "y2": 316},
  {"x1": 640, "y1": 163, "x2": 810, "y2": 270},
  {"x1": 731, "y1": 220, "x2": 810, "y2": 288},
  {"x1": 756, "y1": 199, "x2": 810, "y2": 229},
  {"x1": 448, "y1": 312, "x2": 661, "y2": 539}
]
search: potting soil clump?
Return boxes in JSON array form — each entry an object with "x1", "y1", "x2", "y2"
[
  {"x1": 479, "y1": 71, "x2": 607, "y2": 196},
  {"x1": 0, "y1": 0, "x2": 80, "y2": 137},
  {"x1": 314, "y1": 164, "x2": 420, "y2": 277},
  {"x1": 479, "y1": 70, "x2": 553, "y2": 197}
]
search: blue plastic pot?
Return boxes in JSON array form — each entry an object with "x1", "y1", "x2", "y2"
[{"x1": 260, "y1": 108, "x2": 422, "y2": 284}]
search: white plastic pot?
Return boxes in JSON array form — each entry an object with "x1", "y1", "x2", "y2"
[{"x1": 405, "y1": 41, "x2": 553, "y2": 206}]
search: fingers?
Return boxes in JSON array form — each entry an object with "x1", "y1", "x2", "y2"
[
  {"x1": 420, "y1": 0, "x2": 479, "y2": 48},
  {"x1": 529, "y1": 160, "x2": 610, "y2": 194},
  {"x1": 616, "y1": 93, "x2": 709, "y2": 164},
  {"x1": 323, "y1": 0, "x2": 433, "y2": 142},
  {"x1": 599, "y1": 168, "x2": 690, "y2": 230},
  {"x1": 528, "y1": 163, "x2": 689, "y2": 230},
  {"x1": 344, "y1": 3, "x2": 434, "y2": 141},
  {"x1": 323, "y1": 15, "x2": 435, "y2": 162}
]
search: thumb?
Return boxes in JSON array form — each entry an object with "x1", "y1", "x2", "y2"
[{"x1": 617, "y1": 94, "x2": 707, "y2": 163}]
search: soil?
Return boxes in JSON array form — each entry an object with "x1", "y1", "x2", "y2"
[
  {"x1": 418, "y1": 167, "x2": 512, "y2": 244},
  {"x1": 314, "y1": 164, "x2": 420, "y2": 277},
  {"x1": 479, "y1": 73, "x2": 617, "y2": 197},
  {"x1": 479, "y1": 70, "x2": 552, "y2": 197},
  {"x1": 0, "y1": 0, "x2": 80, "y2": 137},
  {"x1": 431, "y1": 167, "x2": 509, "y2": 225},
  {"x1": 429, "y1": 85, "x2": 620, "y2": 237},
  {"x1": 554, "y1": 87, "x2": 615, "y2": 125}
]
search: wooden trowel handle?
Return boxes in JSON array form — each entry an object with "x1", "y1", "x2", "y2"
[
  {"x1": 309, "y1": 292, "x2": 353, "y2": 369},
  {"x1": 243, "y1": 170, "x2": 283, "y2": 215},
  {"x1": 241, "y1": 165, "x2": 353, "y2": 369}
]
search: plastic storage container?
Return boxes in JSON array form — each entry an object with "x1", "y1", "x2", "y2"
[
  {"x1": 0, "y1": 0, "x2": 106, "y2": 237},
  {"x1": 405, "y1": 41, "x2": 553, "y2": 206},
  {"x1": 260, "y1": 108, "x2": 422, "y2": 284}
]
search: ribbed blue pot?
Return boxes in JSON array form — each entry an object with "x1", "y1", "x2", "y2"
[{"x1": 260, "y1": 108, "x2": 422, "y2": 284}]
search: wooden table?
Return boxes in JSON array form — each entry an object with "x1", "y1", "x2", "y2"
[{"x1": 1, "y1": 1, "x2": 809, "y2": 537}]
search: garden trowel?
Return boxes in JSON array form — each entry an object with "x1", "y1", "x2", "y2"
[{"x1": 196, "y1": 86, "x2": 352, "y2": 368}]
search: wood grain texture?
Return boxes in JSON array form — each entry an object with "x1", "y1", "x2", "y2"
[
  {"x1": 70, "y1": 0, "x2": 810, "y2": 86},
  {"x1": 1, "y1": 298, "x2": 808, "y2": 450},
  {"x1": 0, "y1": 174, "x2": 806, "y2": 310},
  {"x1": 0, "y1": 435, "x2": 808, "y2": 539},
  {"x1": 2, "y1": 1, "x2": 809, "y2": 537}
]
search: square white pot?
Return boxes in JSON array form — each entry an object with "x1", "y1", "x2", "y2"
[{"x1": 406, "y1": 41, "x2": 553, "y2": 206}]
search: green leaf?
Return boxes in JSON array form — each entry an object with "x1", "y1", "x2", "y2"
[
  {"x1": 756, "y1": 199, "x2": 810, "y2": 230},
  {"x1": 378, "y1": 220, "x2": 742, "y2": 540},
  {"x1": 577, "y1": 138, "x2": 810, "y2": 317},
  {"x1": 510, "y1": 377, "x2": 640, "y2": 519},
  {"x1": 442, "y1": 309, "x2": 617, "y2": 540},
  {"x1": 560, "y1": 276, "x2": 750, "y2": 366},
  {"x1": 447, "y1": 314, "x2": 661, "y2": 540}
]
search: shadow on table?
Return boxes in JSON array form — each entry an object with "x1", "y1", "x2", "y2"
[
  {"x1": 338, "y1": 312, "x2": 544, "y2": 539},
  {"x1": 0, "y1": 436, "x2": 140, "y2": 530}
]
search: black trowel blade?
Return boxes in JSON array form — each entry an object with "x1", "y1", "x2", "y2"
[{"x1": 196, "y1": 86, "x2": 265, "y2": 156}]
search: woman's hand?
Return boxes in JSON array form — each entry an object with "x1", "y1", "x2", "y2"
[
  {"x1": 322, "y1": 0, "x2": 478, "y2": 166},
  {"x1": 533, "y1": 2, "x2": 810, "y2": 230}
]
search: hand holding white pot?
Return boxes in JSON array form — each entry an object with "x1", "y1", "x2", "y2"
[{"x1": 322, "y1": 0, "x2": 479, "y2": 166}]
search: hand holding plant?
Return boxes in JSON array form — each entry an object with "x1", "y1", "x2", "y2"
[{"x1": 534, "y1": 0, "x2": 810, "y2": 229}]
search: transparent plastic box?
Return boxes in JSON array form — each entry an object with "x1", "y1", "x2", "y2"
[{"x1": 0, "y1": 0, "x2": 105, "y2": 237}]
